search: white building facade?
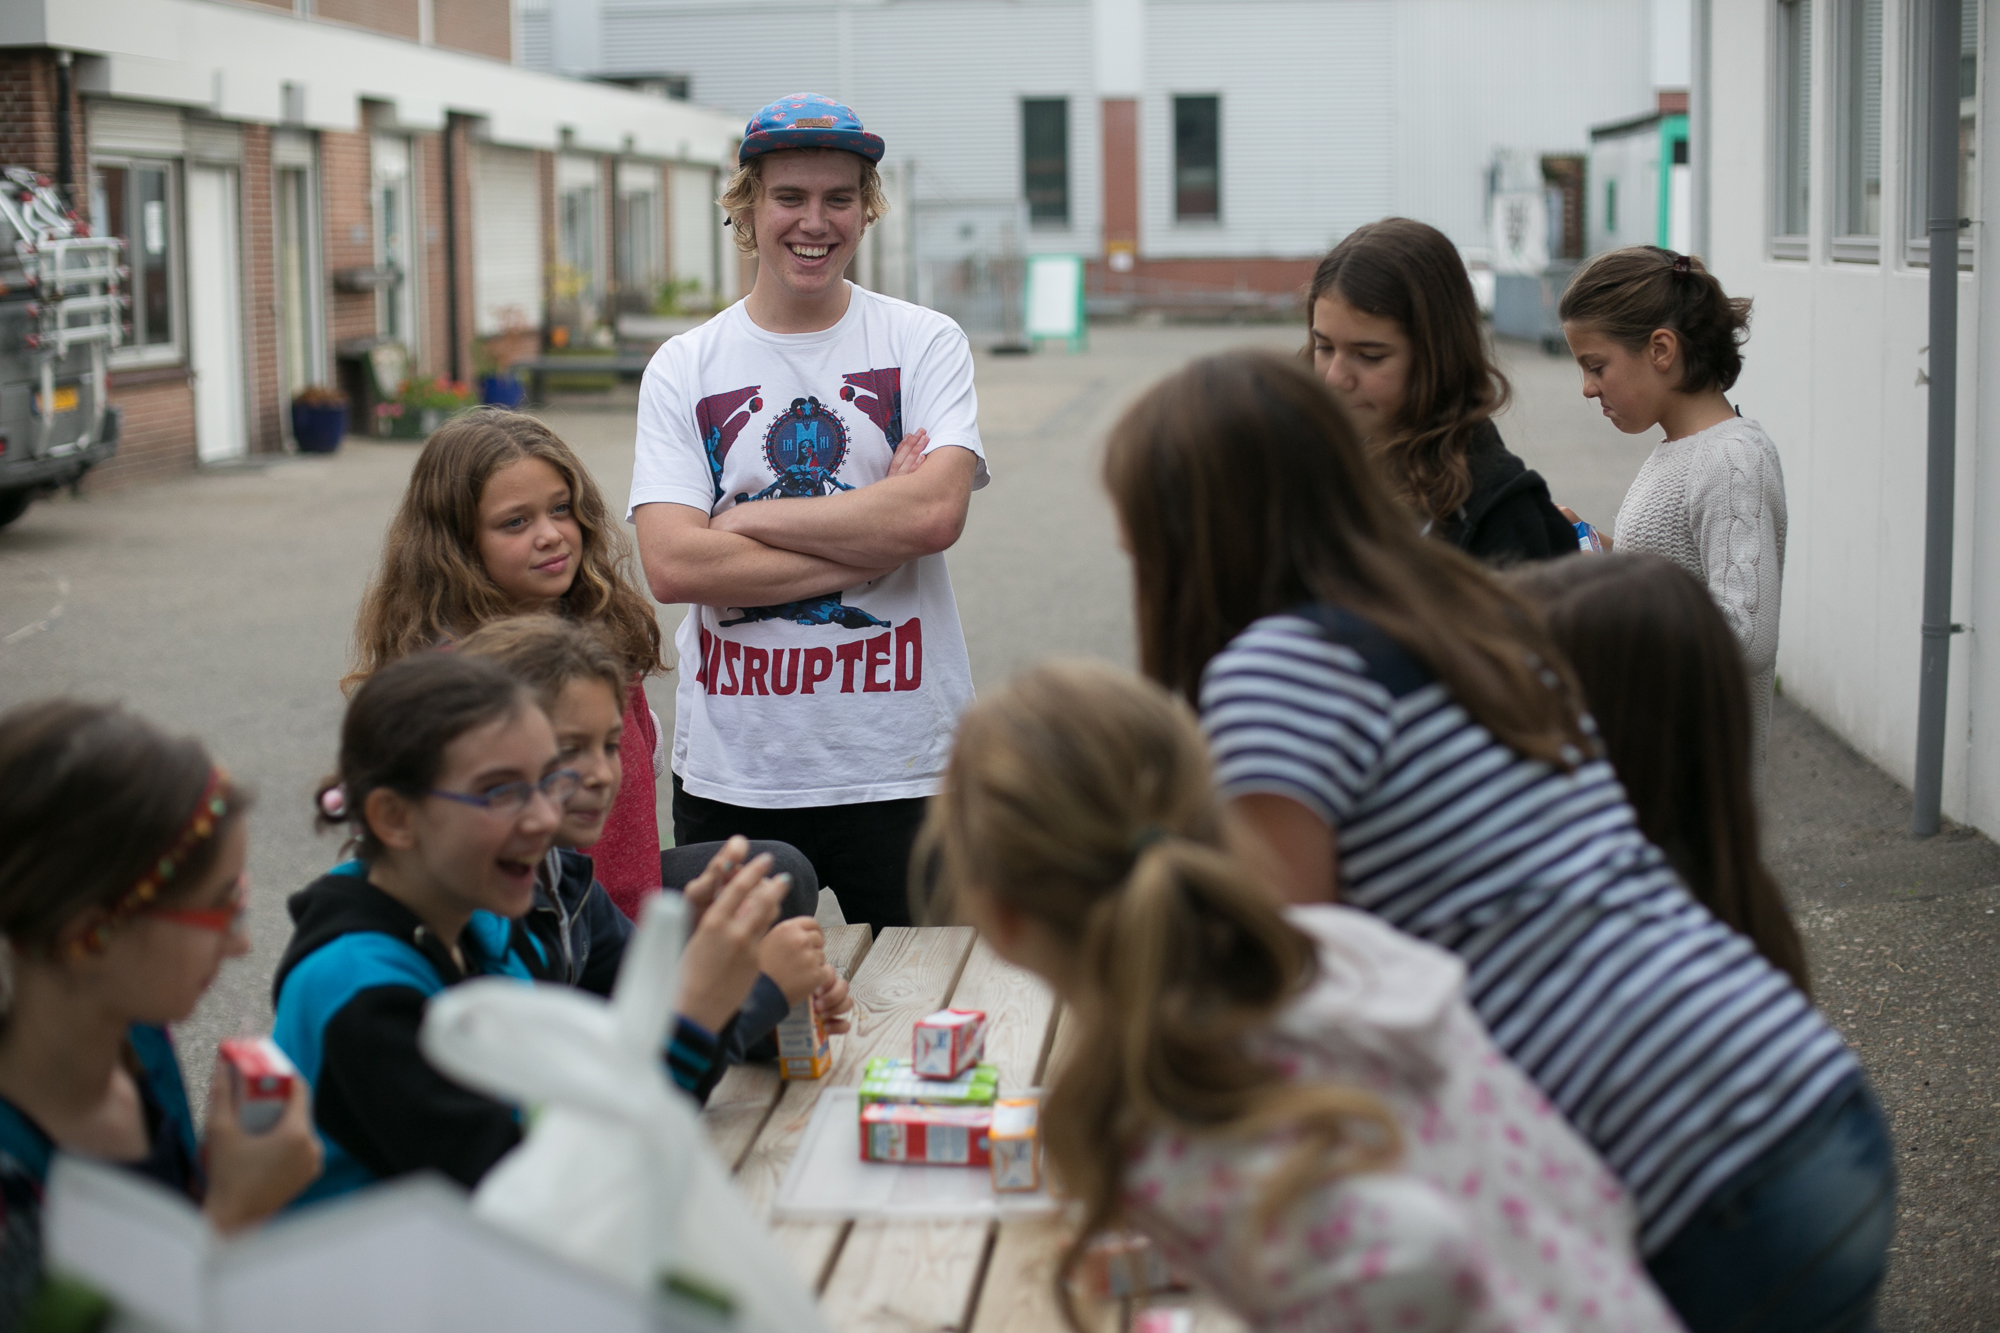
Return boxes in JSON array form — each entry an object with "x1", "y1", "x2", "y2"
[
  {"x1": 527, "y1": 0, "x2": 1686, "y2": 314},
  {"x1": 1703, "y1": 0, "x2": 1999, "y2": 833}
]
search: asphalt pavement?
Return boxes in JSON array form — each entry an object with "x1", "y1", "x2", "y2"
[{"x1": 0, "y1": 322, "x2": 1989, "y2": 1328}]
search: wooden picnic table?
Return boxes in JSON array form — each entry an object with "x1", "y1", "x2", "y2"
[{"x1": 700, "y1": 924, "x2": 1246, "y2": 1333}]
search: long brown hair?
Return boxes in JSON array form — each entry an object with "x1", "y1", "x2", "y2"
[
  {"x1": 919, "y1": 662, "x2": 1402, "y2": 1330},
  {"x1": 344, "y1": 409, "x2": 665, "y2": 692},
  {"x1": 1507, "y1": 554, "x2": 1810, "y2": 993},
  {"x1": 1307, "y1": 217, "x2": 1510, "y2": 523},
  {"x1": 1557, "y1": 246, "x2": 1752, "y2": 394},
  {"x1": 1104, "y1": 350, "x2": 1588, "y2": 768}
]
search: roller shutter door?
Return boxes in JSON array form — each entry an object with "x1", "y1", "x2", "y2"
[{"x1": 471, "y1": 144, "x2": 543, "y2": 336}]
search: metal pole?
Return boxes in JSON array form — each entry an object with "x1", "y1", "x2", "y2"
[
  {"x1": 442, "y1": 115, "x2": 464, "y2": 384},
  {"x1": 1912, "y1": 0, "x2": 1966, "y2": 836},
  {"x1": 1689, "y1": 0, "x2": 1711, "y2": 260}
]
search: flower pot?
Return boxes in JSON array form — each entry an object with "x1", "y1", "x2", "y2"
[
  {"x1": 291, "y1": 402, "x2": 347, "y2": 454},
  {"x1": 480, "y1": 373, "x2": 525, "y2": 409}
]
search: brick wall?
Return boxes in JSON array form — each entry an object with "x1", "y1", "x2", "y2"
[
  {"x1": 432, "y1": 0, "x2": 511, "y2": 62},
  {"x1": 321, "y1": 130, "x2": 376, "y2": 350},
  {"x1": 314, "y1": 0, "x2": 420, "y2": 41},
  {"x1": 93, "y1": 375, "x2": 196, "y2": 490},
  {"x1": 240, "y1": 125, "x2": 286, "y2": 453},
  {"x1": 0, "y1": 51, "x2": 85, "y2": 199}
]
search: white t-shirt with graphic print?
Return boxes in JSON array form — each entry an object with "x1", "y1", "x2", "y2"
[{"x1": 627, "y1": 284, "x2": 989, "y2": 808}]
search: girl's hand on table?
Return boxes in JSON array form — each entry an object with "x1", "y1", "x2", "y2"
[
  {"x1": 758, "y1": 917, "x2": 828, "y2": 1005},
  {"x1": 815, "y1": 971, "x2": 853, "y2": 1035}
]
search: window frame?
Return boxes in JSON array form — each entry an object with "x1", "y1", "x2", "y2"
[
  {"x1": 92, "y1": 154, "x2": 186, "y2": 369},
  {"x1": 1903, "y1": 0, "x2": 1979, "y2": 268},
  {"x1": 1172, "y1": 94, "x2": 1222, "y2": 225},
  {"x1": 1021, "y1": 97, "x2": 1071, "y2": 229},
  {"x1": 1771, "y1": 0, "x2": 1815, "y2": 260},
  {"x1": 1833, "y1": 0, "x2": 1886, "y2": 260}
]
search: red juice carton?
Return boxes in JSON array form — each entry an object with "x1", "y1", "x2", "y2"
[
  {"x1": 775, "y1": 995, "x2": 831, "y2": 1080},
  {"x1": 912, "y1": 1008, "x2": 986, "y2": 1080},
  {"x1": 988, "y1": 1096, "x2": 1040, "y2": 1192},
  {"x1": 218, "y1": 1037, "x2": 296, "y2": 1134},
  {"x1": 859, "y1": 1103, "x2": 993, "y2": 1166}
]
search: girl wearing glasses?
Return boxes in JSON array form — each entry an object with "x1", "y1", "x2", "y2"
[
  {"x1": 0, "y1": 701, "x2": 322, "y2": 1326},
  {"x1": 273, "y1": 653, "x2": 791, "y2": 1204}
]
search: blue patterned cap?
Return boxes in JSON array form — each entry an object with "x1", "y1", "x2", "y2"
[{"x1": 739, "y1": 93, "x2": 885, "y2": 165}]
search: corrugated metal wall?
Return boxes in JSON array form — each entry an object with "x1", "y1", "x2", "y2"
[
  {"x1": 471, "y1": 142, "x2": 544, "y2": 333},
  {"x1": 585, "y1": 0, "x2": 1658, "y2": 260}
]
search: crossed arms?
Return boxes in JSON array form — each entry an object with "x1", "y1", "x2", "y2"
[{"x1": 635, "y1": 430, "x2": 981, "y2": 608}]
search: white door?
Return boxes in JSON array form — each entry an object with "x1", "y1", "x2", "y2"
[{"x1": 186, "y1": 164, "x2": 246, "y2": 463}]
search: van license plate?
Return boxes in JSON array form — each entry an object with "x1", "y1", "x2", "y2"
[{"x1": 34, "y1": 387, "x2": 80, "y2": 415}]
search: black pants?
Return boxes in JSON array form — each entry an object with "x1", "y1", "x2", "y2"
[
  {"x1": 659, "y1": 841, "x2": 820, "y2": 923},
  {"x1": 671, "y1": 775, "x2": 927, "y2": 931}
]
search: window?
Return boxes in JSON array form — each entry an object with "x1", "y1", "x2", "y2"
[
  {"x1": 1173, "y1": 96, "x2": 1220, "y2": 222},
  {"x1": 615, "y1": 163, "x2": 664, "y2": 314},
  {"x1": 555, "y1": 154, "x2": 603, "y2": 333},
  {"x1": 1906, "y1": 0, "x2": 1979, "y2": 266},
  {"x1": 1835, "y1": 0, "x2": 1884, "y2": 257},
  {"x1": 276, "y1": 165, "x2": 323, "y2": 397},
  {"x1": 91, "y1": 160, "x2": 180, "y2": 363},
  {"x1": 372, "y1": 134, "x2": 419, "y2": 355},
  {"x1": 1022, "y1": 98, "x2": 1069, "y2": 227},
  {"x1": 1773, "y1": 0, "x2": 1813, "y2": 257}
]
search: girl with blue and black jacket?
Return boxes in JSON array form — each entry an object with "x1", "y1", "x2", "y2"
[
  {"x1": 273, "y1": 652, "x2": 791, "y2": 1205},
  {"x1": 0, "y1": 701, "x2": 321, "y2": 1326}
]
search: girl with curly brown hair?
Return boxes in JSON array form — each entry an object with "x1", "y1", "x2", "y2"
[{"x1": 346, "y1": 408, "x2": 670, "y2": 915}]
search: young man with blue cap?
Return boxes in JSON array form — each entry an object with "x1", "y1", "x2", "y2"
[{"x1": 627, "y1": 94, "x2": 987, "y2": 931}]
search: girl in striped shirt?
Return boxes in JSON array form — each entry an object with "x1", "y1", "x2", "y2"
[{"x1": 1101, "y1": 351, "x2": 1891, "y2": 1333}]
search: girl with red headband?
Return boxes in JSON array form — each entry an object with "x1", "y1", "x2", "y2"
[{"x1": 0, "y1": 701, "x2": 323, "y2": 1326}]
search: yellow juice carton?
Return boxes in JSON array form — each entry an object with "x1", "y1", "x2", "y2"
[
  {"x1": 987, "y1": 1096, "x2": 1040, "y2": 1192},
  {"x1": 774, "y1": 995, "x2": 831, "y2": 1080}
]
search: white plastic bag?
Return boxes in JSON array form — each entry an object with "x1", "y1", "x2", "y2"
[{"x1": 421, "y1": 894, "x2": 829, "y2": 1333}]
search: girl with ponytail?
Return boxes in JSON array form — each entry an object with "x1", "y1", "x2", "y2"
[
  {"x1": 921, "y1": 662, "x2": 1677, "y2": 1333},
  {"x1": 1557, "y1": 246, "x2": 1786, "y2": 785}
]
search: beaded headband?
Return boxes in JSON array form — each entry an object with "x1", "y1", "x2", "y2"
[{"x1": 71, "y1": 767, "x2": 232, "y2": 958}]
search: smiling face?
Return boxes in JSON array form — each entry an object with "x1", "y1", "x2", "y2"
[
  {"x1": 89, "y1": 817, "x2": 252, "y2": 1026},
  {"x1": 1562, "y1": 321, "x2": 1678, "y2": 436},
  {"x1": 751, "y1": 150, "x2": 866, "y2": 305},
  {"x1": 476, "y1": 456, "x2": 583, "y2": 612},
  {"x1": 367, "y1": 704, "x2": 563, "y2": 930},
  {"x1": 546, "y1": 676, "x2": 624, "y2": 849},
  {"x1": 1310, "y1": 292, "x2": 1413, "y2": 442}
]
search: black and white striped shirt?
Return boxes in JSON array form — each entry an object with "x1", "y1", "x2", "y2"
[{"x1": 1201, "y1": 611, "x2": 1857, "y2": 1253}]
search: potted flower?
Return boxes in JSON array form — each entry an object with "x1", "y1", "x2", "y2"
[
  {"x1": 290, "y1": 385, "x2": 349, "y2": 454},
  {"x1": 383, "y1": 376, "x2": 479, "y2": 440},
  {"x1": 475, "y1": 320, "x2": 532, "y2": 409}
]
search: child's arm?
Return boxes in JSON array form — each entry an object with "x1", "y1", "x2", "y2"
[
  {"x1": 316, "y1": 987, "x2": 526, "y2": 1189},
  {"x1": 1688, "y1": 430, "x2": 1785, "y2": 676}
]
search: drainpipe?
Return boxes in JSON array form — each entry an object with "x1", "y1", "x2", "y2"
[
  {"x1": 443, "y1": 115, "x2": 464, "y2": 384},
  {"x1": 1689, "y1": 0, "x2": 1710, "y2": 259},
  {"x1": 54, "y1": 51, "x2": 73, "y2": 211},
  {"x1": 1912, "y1": 0, "x2": 1968, "y2": 836}
]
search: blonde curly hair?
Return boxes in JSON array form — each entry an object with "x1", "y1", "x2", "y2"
[{"x1": 719, "y1": 149, "x2": 890, "y2": 256}]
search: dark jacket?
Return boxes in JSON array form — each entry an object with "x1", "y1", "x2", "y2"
[
  {"x1": 525, "y1": 848, "x2": 791, "y2": 1062},
  {"x1": 1431, "y1": 420, "x2": 1579, "y2": 565},
  {"x1": 271, "y1": 865, "x2": 725, "y2": 1206}
]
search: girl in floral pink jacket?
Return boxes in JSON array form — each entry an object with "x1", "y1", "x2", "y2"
[{"x1": 922, "y1": 662, "x2": 1683, "y2": 1333}]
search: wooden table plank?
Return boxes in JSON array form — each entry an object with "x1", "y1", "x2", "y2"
[
  {"x1": 818, "y1": 942, "x2": 1059, "y2": 1329},
  {"x1": 738, "y1": 926, "x2": 977, "y2": 1289},
  {"x1": 705, "y1": 923, "x2": 879, "y2": 1171}
]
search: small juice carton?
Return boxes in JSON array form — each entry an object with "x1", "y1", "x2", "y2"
[
  {"x1": 987, "y1": 1096, "x2": 1040, "y2": 1193},
  {"x1": 859, "y1": 1103, "x2": 993, "y2": 1166},
  {"x1": 1082, "y1": 1232, "x2": 1175, "y2": 1299},
  {"x1": 218, "y1": 1037, "x2": 296, "y2": 1134},
  {"x1": 858, "y1": 1057, "x2": 998, "y2": 1107},
  {"x1": 912, "y1": 1008, "x2": 987, "y2": 1080},
  {"x1": 1573, "y1": 518, "x2": 1606, "y2": 553},
  {"x1": 774, "y1": 995, "x2": 831, "y2": 1080}
]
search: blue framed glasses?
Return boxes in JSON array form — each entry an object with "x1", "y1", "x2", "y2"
[{"x1": 427, "y1": 768, "x2": 583, "y2": 816}]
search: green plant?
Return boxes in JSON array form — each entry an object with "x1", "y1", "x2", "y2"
[
  {"x1": 653, "y1": 277, "x2": 709, "y2": 316},
  {"x1": 394, "y1": 376, "x2": 478, "y2": 411}
]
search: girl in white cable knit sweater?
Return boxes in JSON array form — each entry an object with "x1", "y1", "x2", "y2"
[{"x1": 1555, "y1": 248, "x2": 1785, "y2": 787}]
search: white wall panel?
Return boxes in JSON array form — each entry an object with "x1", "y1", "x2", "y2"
[
  {"x1": 471, "y1": 143, "x2": 545, "y2": 335},
  {"x1": 1394, "y1": 0, "x2": 1655, "y2": 251},
  {"x1": 1143, "y1": 0, "x2": 1394, "y2": 259}
]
